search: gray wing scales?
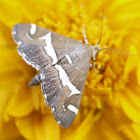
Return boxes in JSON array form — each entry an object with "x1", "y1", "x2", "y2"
[
  {"x1": 12, "y1": 23, "x2": 92, "y2": 128},
  {"x1": 12, "y1": 23, "x2": 82, "y2": 48},
  {"x1": 41, "y1": 65, "x2": 73, "y2": 107},
  {"x1": 17, "y1": 44, "x2": 70, "y2": 70},
  {"x1": 41, "y1": 66, "x2": 70, "y2": 107},
  {"x1": 41, "y1": 58, "x2": 91, "y2": 128},
  {"x1": 12, "y1": 23, "x2": 91, "y2": 70},
  {"x1": 53, "y1": 60, "x2": 91, "y2": 128},
  {"x1": 12, "y1": 24, "x2": 47, "y2": 46},
  {"x1": 17, "y1": 44, "x2": 52, "y2": 70}
]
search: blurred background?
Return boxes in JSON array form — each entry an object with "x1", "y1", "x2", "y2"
[{"x1": 0, "y1": 0, "x2": 140, "y2": 140}]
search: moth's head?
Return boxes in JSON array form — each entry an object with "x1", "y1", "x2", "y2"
[
  {"x1": 89, "y1": 43, "x2": 133, "y2": 72},
  {"x1": 90, "y1": 44, "x2": 102, "y2": 61},
  {"x1": 88, "y1": 44, "x2": 102, "y2": 72}
]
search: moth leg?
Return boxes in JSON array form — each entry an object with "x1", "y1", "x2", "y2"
[
  {"x1": 28, "y1": 70, "x2": 46, "y2": 86},
  {"x1": 83, "y1": 25, "x2": 88, "y2": 44},
  {"x1": 93, "y1": 56, "x2": 97, "y2": 73},
  {"x1": 90, "y1": 44, "x2": 102, "y2": 73}
]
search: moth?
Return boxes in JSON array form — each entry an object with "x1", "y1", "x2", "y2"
[{"x1": 12, "y1": 23, "x2": 102, "y2": 128}]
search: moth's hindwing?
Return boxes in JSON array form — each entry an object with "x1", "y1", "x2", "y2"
[
  {"x1": 41, "y1": 58, "x2": 91, "y2": 128},
  {"x1": 12, "y1": 23, "x2": 92, "y2": 128}
]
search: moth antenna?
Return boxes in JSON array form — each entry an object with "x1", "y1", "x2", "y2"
[
  {"x1": 91, "y1": 11, "x2": 134, "y2": 72},
  {"x1": 96, "y1": 11, "x2": 133, "y2": 55},
  {"x1": 101, "y1": 48, "x2": 134, "y2": 55},
  {"x1": 97, "y1": 11, "x2": 104, "y2": 45},
  {"x1": 92, "y1": 11, "x2": 104, "y2": 72}
]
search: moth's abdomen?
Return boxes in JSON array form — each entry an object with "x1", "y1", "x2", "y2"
[{"x1": 28, "y1": 70, "x2": 46, "y2": 86}]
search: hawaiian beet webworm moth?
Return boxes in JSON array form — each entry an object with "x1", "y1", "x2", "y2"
[{"x1": 12, "y1": 23, "x2": 103, "y2": 128}]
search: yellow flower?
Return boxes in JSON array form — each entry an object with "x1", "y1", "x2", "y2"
[{"x1": 0, "y1": 0, "x2": 140, "y2": 139}]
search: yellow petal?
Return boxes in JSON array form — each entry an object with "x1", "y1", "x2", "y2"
[
  {"x1": 137, "y1": 61, "x2": 140, "y2": 85},
  {"x1": 6, "y1": 83, "x2": 34, "y2": 117},
  {"x1": 0, "y1": 49, "x2": 22, "y2": 73},
  {"x1": 30, "y1": 86, "x2": 41, "y2": 111},
  {"x1": 120, "y1": 123, "x2": 140, "y2": 140},
  {"x1": 123, "y1": 45, "x2": 139, "y2": 79},
  {"x1": 118, "y1": 90, "x2": 140, "y2": 123},
  {"x1": 0, "y1": 120, "x2": 21, "y2": 140},
  {"x1": 0, "y1": 22, "x2": 15, "y2": 47},
  {"x1": 63, "y1": 110, "x2": 97, "y2": 140},
  {"x1": 97, "y1": 120, "x2": 124, "y2": 140},
  {"x1": 131, "y1": 123, "x2": 140, "y2": 139},
  {"x1": 0, "y1": 76, "x2": 21, "y2": 131},
  {"x1": 16, "y1": 112, "x2": 60, "y2": 140},
  {"x1": 0, "y1": 0, "x2": 26, "y2": 25}
]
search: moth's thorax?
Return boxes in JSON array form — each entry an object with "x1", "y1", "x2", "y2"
[
  {"x1": 89, "y1": 44, "x2": 102, "y2": 60},
  {"x1": 73, "y1": 45, "x2": 92, "y2": 61}
]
